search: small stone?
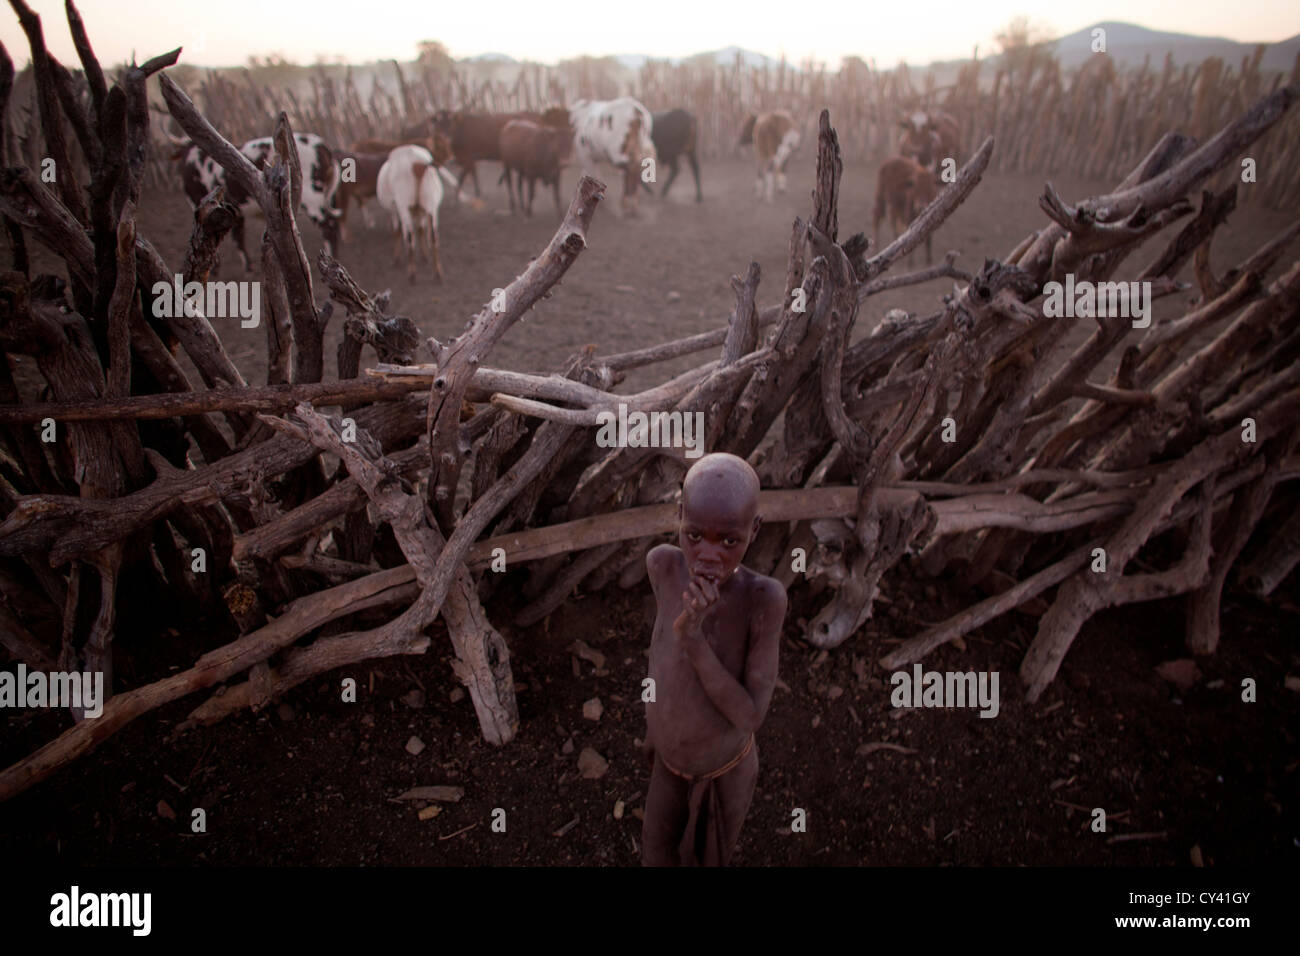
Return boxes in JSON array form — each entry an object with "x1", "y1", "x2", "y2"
[
  {"x1": 405, "y1": 735, "x2": 426, "y2": 756},
  {"x1": 631, "y1": 807, "x2": 645, "y2": 821},
  {"x1": 561, "y1": 737, "x2": 574, "y2": 755},
  {"x1": 417, "y1": 804, "x2": 442, "y2": 821},
  {"x1": 811, "y1": 715, "x2": 821, "y2": 728},
  {"x1": 613, "y1": 800, "x2": 625, "y2": 820},
  {"x1": 582, "y1": 698, "x2": 603, "y2": 721},
  {"x1": 402, "y1": 689, "x2": 426, "y2": 710},
  {"x1": 1155, "y1": 659, "x2": 1200, "y2": 692},
  {"x1": 449, "y1": 687, "x2": 466, "y2": 703},
  {"x1": 828, "y1": 685, "x2": 844, "y2": 700},
  {"x1": 666, "y1": 291, "x2": 682, "y2": 302},
  {"x1": 157, "y1": 800, "x2": 176, "y2": 820},
  {"x1": 569, "y1": 639, "x2": 606, "y2": 670},
  {"x1": 1285, "y1": 675, "x2": 1300, "y2": 693},
  {"x1": 578, "y1": 747, "x2": 609, "y2": 779},
  {"x1": 276, "y1": 702, "x2": 295, "y2": 722},
  {"x1": 1190, "y1": 844, "x2": 1204, "y2": 867},
  {"x1": 361, "y1": 714, "x2": 375, "y2": 727}
]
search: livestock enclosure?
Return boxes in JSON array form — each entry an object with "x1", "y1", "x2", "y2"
[{"x1": 1, "y1": 0, "x2": 1298, "y2": 873}]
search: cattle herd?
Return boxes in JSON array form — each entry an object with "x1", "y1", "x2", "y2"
[{"x1": 166, "y1": 97, "x2": 962, "y2": 282}]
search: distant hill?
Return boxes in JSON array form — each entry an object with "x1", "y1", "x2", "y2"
[
  {"x1": 1049, "y1": 21, "x2": 1300, "y2": 71},
  {"x1": 458, "y1": 24, "x2": 1298, "y2": 79}
]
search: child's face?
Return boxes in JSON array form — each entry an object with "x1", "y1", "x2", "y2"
[{"x1": 678, "y1": 498, "x2": 760, "y2": 584}]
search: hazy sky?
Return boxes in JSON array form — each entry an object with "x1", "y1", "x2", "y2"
[{"x1": 2, "y1": 0, "x2": 1297, "y2": 69}]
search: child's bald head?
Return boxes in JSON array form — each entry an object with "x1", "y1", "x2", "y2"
[
  {"x1": 682, "y1": 453, "x2": 761, "y2": 523},
  {"x1": 678, "y1": 453, "x2": 762, "y2": 583}
]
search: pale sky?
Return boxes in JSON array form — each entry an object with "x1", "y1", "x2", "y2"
[{"x1": 2, "y1": 0, "x2": 1297, "y2": 69}]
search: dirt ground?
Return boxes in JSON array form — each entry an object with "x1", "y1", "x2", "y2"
[{"x1": 1, "y1": 154, "x2": 1297, "y2": 866}]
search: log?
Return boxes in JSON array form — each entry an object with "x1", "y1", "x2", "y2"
[
  {"x1": 261, "y1": 403, "x2": 518, "y2": 744},
  {"x1": 1236, "y1": 490, "x2": 1300, "y2": 597},
  {"x1": 0, "y1": 562, "x2": 421, "y2": 802},
  {"x1": 426, "y1": 176, "x2": 604, "y2": 528}
]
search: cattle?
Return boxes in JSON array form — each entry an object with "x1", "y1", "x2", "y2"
[
  {"x1": 569, "y1": 97, "x2": 656, "y2": 216},
  {"x1": 738, "y1": 110, "x2": 800, "y2": 202},
  {"x1": 648, "y1": 108, "x2": 703, "y2": 202},
  {"x1": 872, "y1": 155, "x2": 940, "y2": 265},
  {"x1": 170, "y1": 131, "x2": 341, "y2": 270},
  {"x1": 898, "y1": 110, "x2": 961, "y2": 172},
  {"x1": 376, "y1": 144, "x2": 450, "y2": 282},
  {"x1": 432, "y1": 108, "x2": 570, "y2": 200},
  {"x1": 333, "y1": 152, "x2": 386, "y2": 240},
  {"x1": 498, "y1": 119, "x2": 573, "y2": 217},
  {"x1": 335, "y1": 133, "x2": 452, "y2": 240}
]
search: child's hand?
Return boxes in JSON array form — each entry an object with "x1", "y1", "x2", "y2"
[{"x1": 674, "y1": 574, "x2": 720, "y2": 640}]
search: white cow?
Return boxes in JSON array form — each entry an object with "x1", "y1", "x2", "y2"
[
  {"x1": 376, "y1": 144, "x2": 457, "y2": 282},
  {"x1": 569, "y1": 97, "x2": 657, "y2": 215}
]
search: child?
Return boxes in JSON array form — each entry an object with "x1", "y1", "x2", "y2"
[{"x1": 641, "y1": 452, "x2": 786, "y2": 866}]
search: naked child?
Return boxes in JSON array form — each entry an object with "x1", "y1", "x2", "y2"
[{"x1": 641, "y1": 452, "x2": 787, "y2": 866}]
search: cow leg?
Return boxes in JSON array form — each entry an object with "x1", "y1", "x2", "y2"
[
  {"x1": 552, "y1": 175, "x2": 562, "y2": 216},
  {"x1": 319, "y1": 215, "x2": 339, "y2": 257},
  {"x1": 506, "y1": 167, "x2": 517, "y2": 214},
  {"x1": 526, "y1": 176, "x2": 536, "y2": 218},
  {"x1": 337, "y1": 198, "x2": 351, "y2": 244},
  {"x1": 471, "y1": 163, "x2": 482, "y2": 198},
  {"x1": 391, "y1": 215, "x2": 404, "y2": 262},
  {"x1": 688, "y1": 150, "x2": 703, "y2": 202},
  {"x1": 659, "y1": 157, "x2": 680, "y2": 198},
  {"x1": 231, "y1": 215, "x2": 251, "y2": 272},
  {"x1": 430, "y1": 224, "x2": 443, "y2": 282},
  {"x1": 776, "y1": 166, "x2": 788, "y2": 194},
  {"x1": 406, "y1": 223, "x2": 417, "y2": 282}
]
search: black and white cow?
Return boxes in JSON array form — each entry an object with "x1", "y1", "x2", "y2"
[{"x1": 172, "y1": 132, "x2": 341, "y2": 270}]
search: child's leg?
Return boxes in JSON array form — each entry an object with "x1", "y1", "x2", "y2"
[
  {"x1": 642, "y1": 756, "x2": 690, "y2": 866},
  {"x1": 714, "y1": 744, "x2": 759, "y2": 865}
]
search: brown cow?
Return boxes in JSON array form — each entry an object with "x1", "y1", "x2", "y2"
[
  {"x1": 873, "y1": 155, "x2": 940, "y2": 264},
  {"x1": 738, "y1": 110, "x2": 800, "y2": 202},
  {"x1": 433, "y1": 107, "x2": 570, "y2": 199},
  {"x1": 498, "y1": 119, "x2": 573, "y2": 217},
  {"x1": 898, "y1": 110, "x2": 961, "y2": 172}
]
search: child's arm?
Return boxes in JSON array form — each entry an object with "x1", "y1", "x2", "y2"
[{"x1": 676, "y1": 577, "x2": 785, "y2": 736}]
